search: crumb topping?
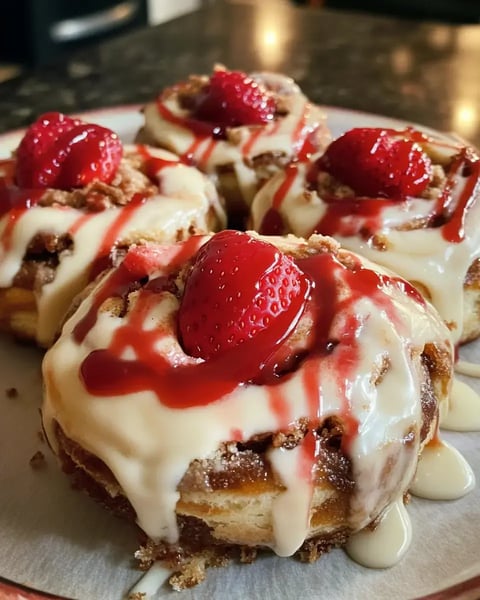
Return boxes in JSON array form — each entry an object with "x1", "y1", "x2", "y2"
[
  {"x1": 37, "y1": 151, "x2": 158, "y2": 212},
  {"x1": 316, "y1": 162, "x2": 447, "y2": 203}
]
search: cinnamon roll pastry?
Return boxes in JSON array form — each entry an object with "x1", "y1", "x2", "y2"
[
  {"x1": 251, "y1": 127, "x2": 480, "y2": 343},
  {"x1": 137, "y1": 66, "x2": 330, "y2": 224},
  {"x1": 42, "y1": 230, "x2": 452, "y2": 589},
  {"x1": 0, "y1": 112, "x2": 225, "y2": 347}
]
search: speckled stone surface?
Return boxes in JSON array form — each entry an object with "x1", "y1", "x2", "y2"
[{"x1": 0, "y1": 0, "x2": 479, "y2": 147}]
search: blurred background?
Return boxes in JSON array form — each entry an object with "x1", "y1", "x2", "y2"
[
  {"x1": 294, "y1": 0, "x2": 480, "y2": 23},
  {"x1": 0, "y1": 0, "x2": 478, "y2": 80},
  {"x1": 0, "y1": 0, "x2": 200, "y2": 78}
]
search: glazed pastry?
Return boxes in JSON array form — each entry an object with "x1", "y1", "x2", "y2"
[
  {"x1": 251, "y1": 127, "x2": 480, "y2": 344},
  {"x1": 0, "y1": 112, "x2": 225, "y2": 347},
  {"x1": 42, "y1": 230, "x2": 452, "y2": 589},
  {"x1": 137, "y1": 66, "x2": 330, "y2": 223}
]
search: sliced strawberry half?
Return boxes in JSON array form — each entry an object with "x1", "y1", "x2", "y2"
[
  {"x1": 15, "y1": 112, "x2": 123, "y2": 190},
  {"x1": 192, "y1": 69, "x2": 276, "y2": 128},
  {"x1": 318, "y1": 127, "x2": 432, "y2": 199},
  {"x1": 178, "y1": 230, "x2": 310, "y2": 363}
]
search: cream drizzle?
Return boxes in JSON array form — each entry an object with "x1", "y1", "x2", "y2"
[
  {"x1": 440, "y1": 377, "x2": 480, "y2": 431},
  {"x1": 126, "y1": 562, "x2": 171, "y2": 599},
  {"x1": 455, "y1": 359, "x2": 480, "y2": 378},
  {"x1": 410, "y1": 440, "x2": 475, "y2": 500},
  {"x1": 345, "y1": 499, "x2": 412, "y2": 568},
  {"x1": 268, "y1": 444, "x2": 313, "y2": 556}
]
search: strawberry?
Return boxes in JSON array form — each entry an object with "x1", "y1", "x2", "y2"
[
  {"x1": 192, "y1": 69, "x2": 276, "y2": 128},
  {"x1": 178, "y1": 230, "x2": 309, "y2": 361},
  {"x1": 15, "y1": 112, "x2": 123, "y2": 190},
  {"x1": 318, "y1": 127, "x2": 432, "y2": 199}
]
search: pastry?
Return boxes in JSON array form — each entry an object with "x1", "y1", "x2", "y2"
[
  {"x1": 137, "y1": 66, "x2": 330, "y2": 224},
  {"x1": 42, "y1": 230, "x2": 452, "y2": 589},
  {"x1": 0, "y1": 112, "x2": 225, "y2": 347},
  {"x1": 251, "y1": 126, "x2": 480, "y2": 343}
]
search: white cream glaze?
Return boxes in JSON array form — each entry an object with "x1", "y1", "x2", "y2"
[
  {"x1": 268, "y1": 443, "x2": 314, "y2": 556},
  {"x1": 410, "y1": 439, "x2": 475, "y2": 499},
  {"x1": 141, "y1": 72, "x2": 330, "y2": 206},
  {"x1": 455, "y1": 359, "x2": 480, "y2": 378},
  {"x1": 127, "y1": 562, "x2": 171, "y2": 599},
  {"x1": 41, "y1": 233, "x2": 456, "y2": 561},
  {"x1": 345, "y1": 498, "x2": 412, "y2": 568},
  {"x1": 0, "y1": 145, "x2": 226, "y2": 346},
  {"x1": 250, "y1": 137, "x2": 480, "y2": 343},
  {"x1": 440, "y1": 378, "x2": 480, "y2": 431}
]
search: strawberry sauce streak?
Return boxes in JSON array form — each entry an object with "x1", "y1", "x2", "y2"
[
  {"x1": 135, "y1": 144, "x2": 182, "y2": 183},
  {"x1": 436, "y1": 148, "x2": 480, "y2": 243},
  {"x1": 0, "y1": 185, "x2": 43, "y2": 251},
  {"x1": 287, "y1": 104, "x2": 325, "y2": 162},
  {"x1": 258, "y1": 165, "x2": 299, "y2": 235},
  {"x1": 156, "y1": 102, "x2": 218, "y2": 168},
  {"x1": 73, "y1": 146, "x2": 184, "y2": 281},
  {"x1": 74, "y1": 238, "x2": 205, "y2": 342},
  {"x1": 273, "y1": 164, "x2": 298, "y2": 210},
  {"x1": 88, "y1": 193, "x2": 148, "y2": 280}
]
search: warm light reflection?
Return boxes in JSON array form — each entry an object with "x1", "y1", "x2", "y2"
[
  {"x1": 391, "y1": 47, "x2": 412, "y2": 76},
  {"x1": 254, "y1": 6, "x2": 288, "y2": 70},
  {"x1": 428, "y1": 27, "x2": 452, "y2": 50},
  {"x1": 456, "y1": 27, "x2": 480, "y2": 51},
  {"x1": 263, "y1": 29, "x2": 279, "y2": 47},
  {"x1": 452, "y1": 101, "x2": 479, "y2": 140}
]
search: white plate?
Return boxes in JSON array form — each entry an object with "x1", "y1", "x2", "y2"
[{"x1": 0, "y1": 106, "x2": 479, "y2": 600}]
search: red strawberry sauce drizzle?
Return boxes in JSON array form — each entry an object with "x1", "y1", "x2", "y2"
[
  {"x1": 85, "y1": 193, "x2": 149, "y2": 280},
  {"x1": 261, "y1": 134, "x2": 480, "y2": 244},
  {"x1": 77, "y1": 242, "x2": 423, "y2": 471},
  {"x1": 310, "y1": 195, "x2": 397, "y2": 240},
  {"x1": 156, "y1": 99, "x2": 318, "y2": 170},
  {"x1": 81, "y1": 148, "x2": 186, "y2": 279},
  {"x1": 436, "y1": 147, "x2": 480, "y2": 243},
  {"x1": 135, "y1": 144, "x2": 184, "y2": 182},
  {"x1": 0, "y1": 184, "x2": 43, "y2": 251},
  {"x1": 273, "y1": 164, "x2": 299, "y2": 210},
  {"x1": 291, "y1": 104, "x2": 324, "y2": 162}
]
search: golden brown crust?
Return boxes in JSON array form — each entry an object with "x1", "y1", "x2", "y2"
[{"x1": 0, "y1": 287, "x2": 38, "y2": 342}]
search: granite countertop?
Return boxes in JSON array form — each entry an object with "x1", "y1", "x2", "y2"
[{"x1": 0, "y1": 0, "x2": 479, "y2": 147}]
